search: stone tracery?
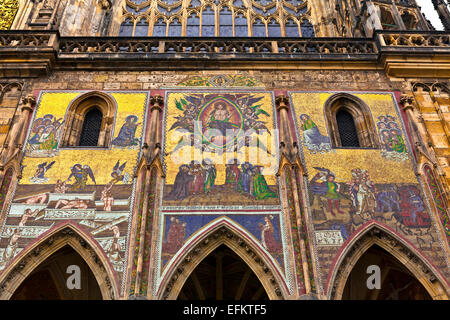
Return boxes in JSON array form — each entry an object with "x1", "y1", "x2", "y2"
[{"x1": 119, "y1": 0, "x2": 315, "y2": 37}]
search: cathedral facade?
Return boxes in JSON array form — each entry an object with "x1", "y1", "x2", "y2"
[{"x1": 0, "y1": 0, "x2": 448, "y2": 300}]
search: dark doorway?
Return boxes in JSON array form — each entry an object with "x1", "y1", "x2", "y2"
[
  {"x1": 342, "y1": 245, "x2": 431, "y2": 300},
  {"x1": 11, "y1": 245, "x2": 102, "y2": 300},
  {"x1": 177, "y1": 244, "x2": 269, "y2": 300}
]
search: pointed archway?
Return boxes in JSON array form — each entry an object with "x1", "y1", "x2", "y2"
[
  {"x1": 157, "y1": 219, "x2": 289, "y2": 300},
  {"x1": 327, "y1": 224, "x2": 449, "y2": 300},
  {"x1": 10, "y1": 245, "x2": 102, "y2": 300},
  {"x1": 0, "y1": 224, "x2": 119, "y2": 300},
  {"x1": 178, "y1": 244, "x2": 269, "y2": 300},
  {"x1": 342, "y1": 244, "x2": 431, "y2": 300}
]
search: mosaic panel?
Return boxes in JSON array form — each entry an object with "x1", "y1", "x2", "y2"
[
  {"x1": 290, "y1": 91, "x2": 450, "y2": 291},
  {"x1": 156, "y1": 90, "x2": 292, "y2": 294},
  {"x1": 0, "y1": 91, "x2": 149, "y2": 293}
]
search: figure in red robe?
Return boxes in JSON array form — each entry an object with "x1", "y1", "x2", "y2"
[
  {"x1": 162, "y1": 217, "x2": 186, "y2": 255},
  {"x1": 259, "y1": 215, "x2": 282, "y2": 257}
]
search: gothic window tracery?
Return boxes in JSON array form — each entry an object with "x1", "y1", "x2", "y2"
[{"x1": 119, "y1": 0, "x2": 314, "y2": 37}]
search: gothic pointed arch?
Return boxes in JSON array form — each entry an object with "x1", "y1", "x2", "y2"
[
  {"x1": 60, "y1": 91, "x2": 117, "y2": 148},
  {"x1": 327, "y1": 223, "x2": 449, "y2": 300},
  {"x1": 323, "y1": 93, "x2": 380, "y2": 149},
  {"x1": 157, "y1": 218, "x2": 289, "y2": 300},
  {"x1": 0, "y1": 223, "x2": 120, "y2": 300}
]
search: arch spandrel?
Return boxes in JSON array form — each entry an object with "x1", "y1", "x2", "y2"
[
  {"x1": 156, "y1": 217, "x2": 290, "y2": 300},
  {"x1": 0, "y1": 223, "x2": 120, "y2": 300},
  {"x1": 327, "y1": 222, "x2": 449, "y2": 300}
]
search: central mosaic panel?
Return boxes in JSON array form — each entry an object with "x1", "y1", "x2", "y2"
[{"x1": 156, "y1": 90, "x2": 292, "y2": 294}]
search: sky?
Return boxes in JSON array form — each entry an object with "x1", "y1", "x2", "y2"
[{"x1": 416, "y1": 0, "x2": 445, "y2": 30}]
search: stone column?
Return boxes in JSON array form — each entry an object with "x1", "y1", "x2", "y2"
[
  {"x1": 275, "y1": 95, "x2": 293, "y2": 153},
  {"x1": 1, "y1": 94, "x2": 35, "y2": 168}
]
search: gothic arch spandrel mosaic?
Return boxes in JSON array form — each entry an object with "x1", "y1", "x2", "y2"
[
  {"x1": 156, "y1": 90, "x2": 295, "y2": 296},
  {"x1": 0, "y1": 91, "x2": 149, "y2": 296},
  {"x1": 289, "y1": 91, "x2": 450, "y2": 293}
]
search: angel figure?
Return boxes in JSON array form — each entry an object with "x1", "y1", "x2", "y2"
[{"x1": 67, "y1": 164, "x2": 96, "y2": 191}]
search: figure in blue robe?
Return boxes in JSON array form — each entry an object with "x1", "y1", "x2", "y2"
[
  {"x1": 238, "y1": 162, "x2": 253, "y2": 194},
  {"x1": 112, "y1": 115, "x2": 140, "y2": 147}
]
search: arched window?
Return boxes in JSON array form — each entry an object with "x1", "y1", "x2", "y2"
[
  {"x1": 61, "y1": 92, "x2": 116, "y2": 148},
  {"x1": 336, "y1": 109, "x2": 360, "y2": 147},
  {"x1": 134, "y1": 18, "x2": 149, "y2": 36},
  {"x1": 153, "y1": 18, "x2": 166, "y2": 36},
  {"x1": 285, "y1": 19, "x2": 299, "y2": 37},
  {"x1": 186, "y1": 13, "x2": 200, "y2": 36},
  {"x1": 119, "y1": 18, "x2": 134, "y2": 36},
  {"x1": 300, "y1": 20, "x2": 315, "y2": 37},
  {"x1": 267, "y1": 19, "x2": 281, "y2": 37},
  {"x1": 324, "y1": 94, "x2": 379, "y2": 149},
  {"x1": 401, "y1": 12, "x2": 417, "y2": 30},
  {"x1": 219, "y1": 7, "x2": 233, "y2": 37},
  {"x1": 379, "y1": 7, "x2": 397, "y2": 30},
  {"x1": 168, "y1": 18, "x2": 182, "y2": 36},
  {"x1": 235, "y1": 12, "x2": 248, "y2": 37},
  {"x1": 253, "y1": 18, "x2": 266, "y2": 37},
  {"x1": 79, "y1": 108, "x2": 103, "y2": 147},
  {"x1": 201, "y1": 6, "x2": 215, "y2": 36}
]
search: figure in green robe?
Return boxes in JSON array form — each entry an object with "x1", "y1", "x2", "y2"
[
  {"x1": 203, "y1": 160, "x2": 216, "y2": 194},
  {"x1": 389, "y1": 129, "x2": 406, "y2": 153},
  {"x1": 251, "y1": 166, "x2": 277, "y2": 200}
]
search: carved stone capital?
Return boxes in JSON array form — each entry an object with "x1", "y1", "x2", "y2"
[
  {"x1": 150, "y1": 95, "x2": 164, "y2": 112},
  {"x1": 275, "y1": 95, "x2": 289, "y2": 112},
  {"x1": 20, "y1": 95, "x2": 36, "y2": 112},
  {"x1": 400, "y1": 94, "x2": 414, "y2": 112}
]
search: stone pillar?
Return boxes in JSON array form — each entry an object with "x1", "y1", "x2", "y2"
[
  {"x1": 275, "y1": 95, "x2": 313, "y2": 295},
  {"x1": 1, "y1": 94, "x2": 35, "y2": 167},
  {"x1": 275, "y1": 95, "x2": 293, "y2": 153},
  {"x1": 149, "y1": 95, "x2": 164, "y2": 153}
]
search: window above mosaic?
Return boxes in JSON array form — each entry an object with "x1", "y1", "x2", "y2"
[{"x1": 119, "y1": 0, "x2": 314, "y2": 37}]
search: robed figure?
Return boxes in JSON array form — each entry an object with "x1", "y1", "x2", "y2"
[
  {"x1": 259, "y1": 216, "x2": 282, "y2": 257},
  {"x1": 238, "y1": 162, "x2": 254, "y2": 194},
  {"x1": 112, "y1": 115, "x2": 140, "y2": 147},
  {"x1": 162, "y1": 217, "x2": 186, "y2": 255},
  {"x1": 252, "y1": 166, "x2": 277, "y2": 200},
  {"x1": 165, "y1": 165, "x2": 194, "y2": 200},
  {"x1": 299, "y1": 114, "x2": 331, "y2": 153}
]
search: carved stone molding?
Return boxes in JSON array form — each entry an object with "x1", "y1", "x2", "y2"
[
  {"x1": 160, "y1": 225, "x2": 285, "y2": 300},
  {"x1": 0, "y1": 226, "x2": 118, "y2": 300},
  {"x1": 328, "y1": 225, "x2": 447, "y2": 300}
]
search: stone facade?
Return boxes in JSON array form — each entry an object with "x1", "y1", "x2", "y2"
[{"x1": 0, "y1": 0, "x2": 448, "y2": 300}]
